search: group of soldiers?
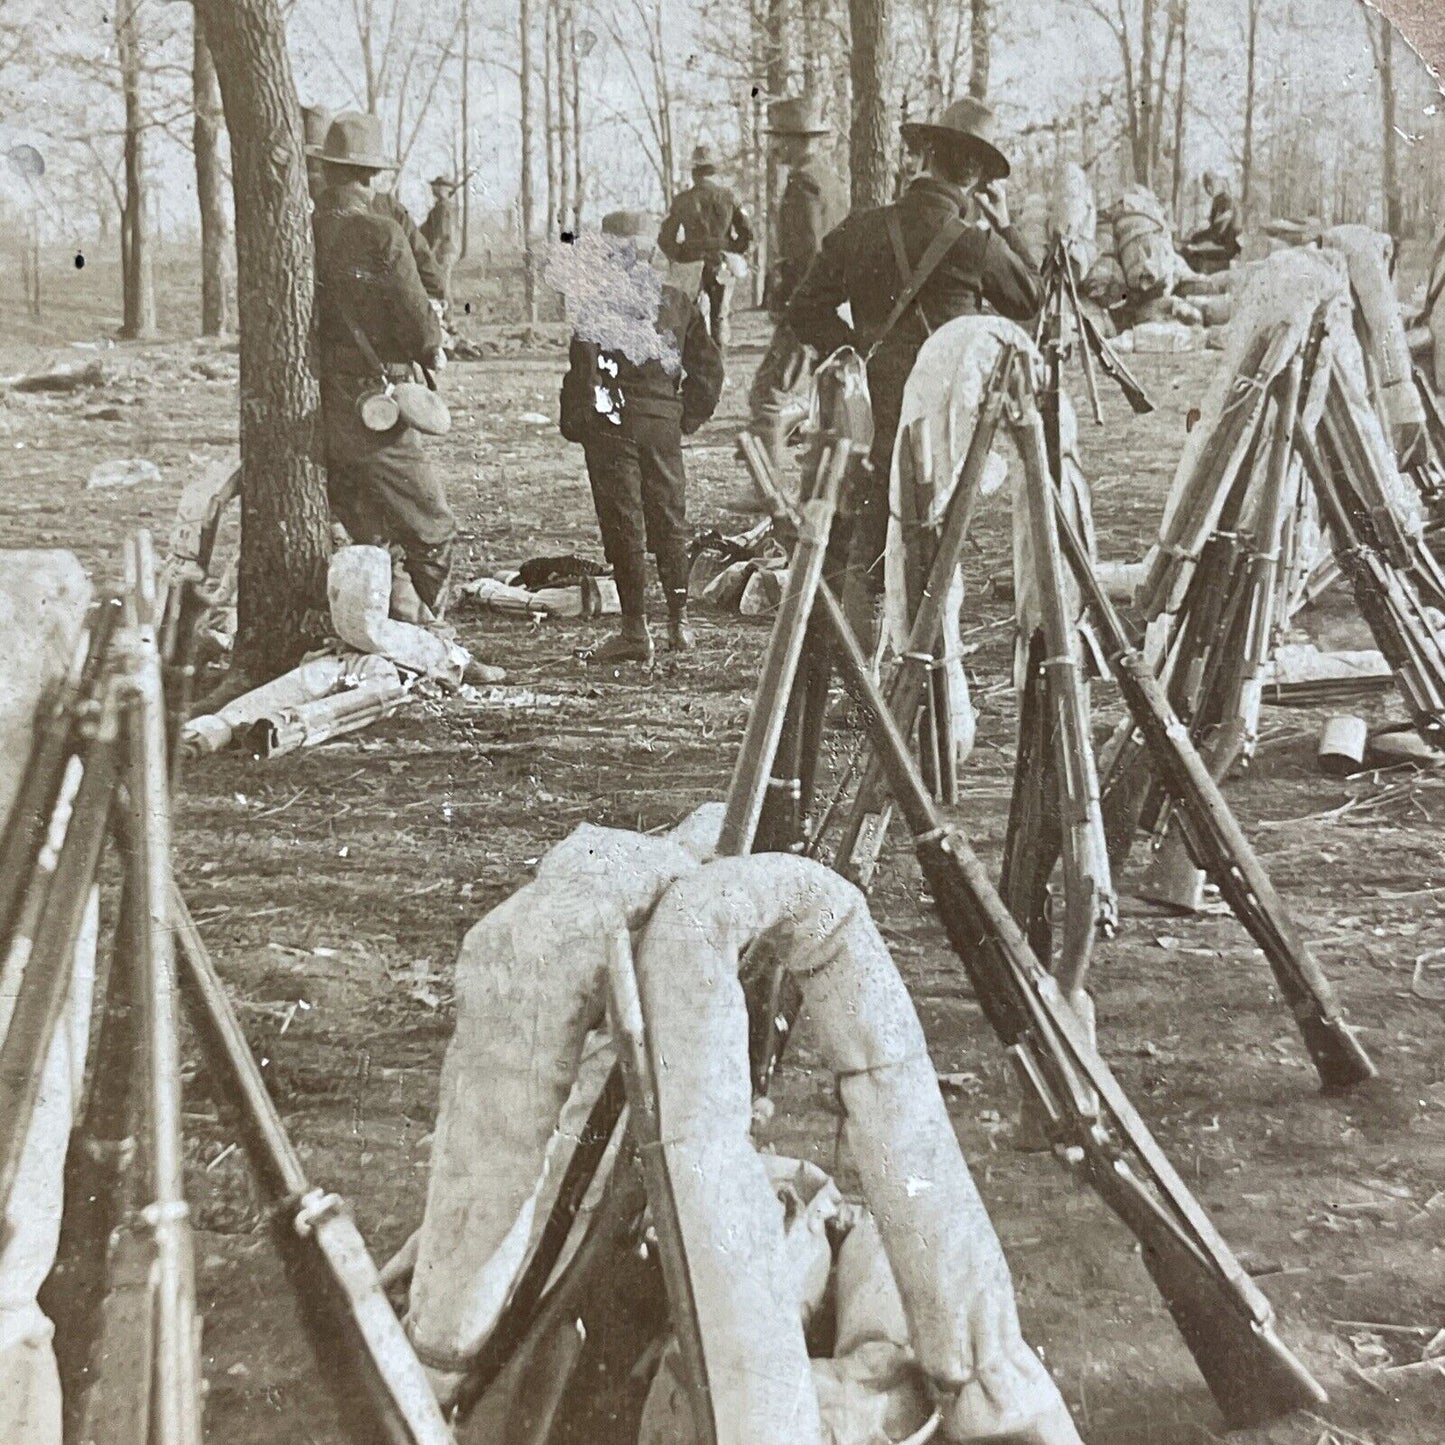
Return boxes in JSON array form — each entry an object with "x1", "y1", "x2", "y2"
[{"x1": 559, "y1": 93, "x2": 1046, "y2": 665}]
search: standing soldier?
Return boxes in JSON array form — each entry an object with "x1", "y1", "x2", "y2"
[
  {"x1": 302, "y1": 102, "x2": 448, "y2": 307},
  {"x1": 746, "y1": 96, "x2": 849, "y2": 475},
  {"x1": 787, "y1": 97, "x2": 1040, "y2": 624},
  {"x1": 658, "y1": 143, "x2": 753, "y2": 347},
  {"x1": 309, "y1": 113, "x2": 457, "y2": 618},
  {"x1": 558, "y1": 211, "x2": 724, "y2": 664},
  {"x1": 421, "y1": 174, "x2": 462, "y2": 299}
]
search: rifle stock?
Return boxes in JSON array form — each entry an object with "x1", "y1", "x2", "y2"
[{"x1": 813, "y1": 578, "x2": 1328, "y2": 1426}]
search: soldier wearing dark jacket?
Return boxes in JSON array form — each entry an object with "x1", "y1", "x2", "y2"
[
  {"x1": 658, "y1": 144, "x2": 753, "y2": 347},
  {"x1": 310, "y1": 113, "x2": 455, "y2": 615},
  {"x1": 747, "y1": 97, "x2": 850, "y2": 473},
  {"x1": 302, "y1": 104, "x2": 448, "y2": 304},
  {"x1": 787, "y1": 98, "x2": 1040, "y2": 605},
  {"x1": 559, "y1": 211, "x2": 724, "y2": 665}
]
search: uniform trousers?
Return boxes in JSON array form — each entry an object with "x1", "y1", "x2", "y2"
[
  {"x1": 322, "y1": 372, "x2": 457, "y2": 615},
  {"x1": 582, "y1": 415, "x2": 691, "y2": 618}
]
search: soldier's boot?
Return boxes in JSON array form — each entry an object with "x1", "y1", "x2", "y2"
[
  {"x1": 666, "y1": 608, "x2": 696, "y2": 653},
  {"x1": 584, "y1": 615, "x2": 655, "y2": 666}
]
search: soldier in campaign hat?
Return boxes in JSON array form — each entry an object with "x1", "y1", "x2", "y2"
[
  {"x1": 303, "y1": 101, "x2": 447, "y2": 303},
  {"x1": 421, "y1": 175, "x2": 462, "y2": 300},
  {"x1": 310, "y1": 113, "x2": 460, "y2": 622},
  {"x1": 787, "y1": 96, "x2": 1040, "y2": 635},
  {"x1": 744, "y1": 96, "x2": 850, "y2": 480},
  {"x1": 658, "y1": 142, "x2": 754, "y2": 347}
]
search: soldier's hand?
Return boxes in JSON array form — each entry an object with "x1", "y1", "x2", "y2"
[{"x1": 976, "y1": 182, "x2": 1010, "y2": 233}]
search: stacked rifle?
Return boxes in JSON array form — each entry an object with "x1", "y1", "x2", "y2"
[{"x1": 0, "y1": 533, "x2": 451, "y2": 1445}]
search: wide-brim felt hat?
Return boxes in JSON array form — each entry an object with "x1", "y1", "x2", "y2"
[
  {"x1": 690, "y1": 142, "x2": 718, "y2": 172},
  {"x1": 430, "y1": 175, "x2": 459, "y2": 190},
  {"x1": 301, "y1": 105, "x2": 333, "y2": 149},
  {"x1": 899, "y1": 97, "x2": 1010, "y2": 181},
  {"x1": 307, "y1": 111, "x2": 399, "y2": 171},
  {"x1": 766, "y1": 97, "x2": 830, "y2": 137}
]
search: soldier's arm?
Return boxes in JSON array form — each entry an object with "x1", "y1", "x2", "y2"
[
  {"x1": 658, "y1": 203, "x2": 691, "y2": 263},
  {"x1": 727, "y1": 201, "x2": 754, "y2": 255},
  {"x1": 377, "y1": 190, "x2": 447, "y2": 300},
  {"x1": 981, "y1": 228, "x2": 1043, "y2": 323},
  {"x1": 377, "y1": 229, "x2": 444, "y2": 363},
  {"x1": 680, "y1": 305, "x2": 724, "y2": 434},
  {"x1": 785, "y1": 224, "x2": 855, "y2": 357}
]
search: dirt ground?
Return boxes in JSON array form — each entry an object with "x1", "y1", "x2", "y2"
[{"x1": 3, "y1": 257, "x2": 1443, "y2": 1444}]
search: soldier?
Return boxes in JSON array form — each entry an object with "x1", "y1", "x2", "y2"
[
  {"x1": 745, "y1": 97, "x2": 849, "y2": 475},
  {"x1": 558, "y1": 210, "x2": 724, "y2": 664},
  {"x1": 302, "y1": 102, "x2": 448, "y2": 306},
  {"x1": 1182, "y1": 170, "x2": 1242, "y2": 269},
  {"x1": 658, "y1": 143, "x2": 753, "y2": 347},
  {"x1": 309, "y1": 112, "x2": 457, "y2": 618},
  {"x1": 421, "y1": 174, "x2": 462, "y2": 296},
  {"x1": 787, "y1": 97, "x2": 1040, "y2": 619}
]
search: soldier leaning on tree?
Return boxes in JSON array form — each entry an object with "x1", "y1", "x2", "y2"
[
  {"x1": 745, "y1": 96, "x2": 850, "y2": 476},
  {"x1": 302, "y1": 103, "x2": 449, "y2": 308},
  {"x1": 787, "y1": 97, "x2": 1041, "y2": 630},
  {"x1": 658, "y1": 143, "x2": 754, "y2": 347},
  {"x1": 309, "y1": 113, "x2": 459, "y2": 621}
]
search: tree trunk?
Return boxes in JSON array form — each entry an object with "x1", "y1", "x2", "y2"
[
  {"x1": 1170, "y1": 0, "x2": 1189, "y2": 225},
  {"x1": 519, "y1": 0, "x2": 537, "y2": 319},
  {"x1": 800, "y1": 0, "x2": 821, "y2": 102},
  {"x1": 115, "y1": 0, "x2": 156, "y2": 339},
  {"x1": 459, "y1": 0, "x2": 470, "y2": 261},
  {"x1": 193, "y1": 22, "x2": 234, "y2": 337},
  {"x1": 568, "y1": 0, "x2": 584, "y2": 229},
  {"x1": 968, "y1": 0, "x2": 990, "y2": 101},
  {"x1": 543, "y1": 0, "x2": 558, "y2": 236},
  {"x1": 194, "y1": 0, "x2": 330, "y2": 682},
  {"x1": 1137, "y1": 0, "x2": 1155, "y2": 189},
  {"x1": 555, "y1": 0, "x2": 572, "y2": 232},
  {"x1": 849, "y1": 0, "x2": 891, "y2": 209},
  {"x1": 764, "y1": 0, "x2": 788, "y2": 287},
  {"x1": 1241, "y1": 0, "x2": 1260, "y2": 215},
  {"x1": 1379, "y1": 14, "x2": 1402, "y2": 244}
]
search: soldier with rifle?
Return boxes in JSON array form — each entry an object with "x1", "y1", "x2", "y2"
[
  {"x1": 787, "y1": 98, "x2": 1041, "y2": 632},
  {"x1": 744, "y1": 97, "x2": 849, "y2": 477}
]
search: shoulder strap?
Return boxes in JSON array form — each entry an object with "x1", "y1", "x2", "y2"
[
  {"x1": 868, "y1": 211, "x2": 970, "y2": 352},
  {"x1": 340, "y1": 305, "x2": 390, "y2": 382}
]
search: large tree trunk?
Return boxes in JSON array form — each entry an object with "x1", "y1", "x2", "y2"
[
  {"x1": 968, "y1": 0, "x2": 991, "y2": 101},
  {"x1": 848, "y1": 0, "x2": 892, "y2": 209},
  {"x1": 764, "y1": 0, "x2": 789, "y2": 286},
  {"x1": 568, "y1": 0, "x2": 584, "y2": 230},
  {"x1": 1241, "y1": 0, "x2": 1260, "y2": 216},
  {"x1": 543, "y1": 0, "x2": 559, "y2": 235},
  {"x1": 520, "y1": 0, "x2": 537, "y2": 319},
  {"x1": 460, "y1": 0, "x2": 470, "y2": 261},
  {"x1": 115, "y1": 0, "x2": 156, "y2": 339},
  {"x1": 195, "y1": 0, "x2": 330, "y2": 682},
  {"x1": 193, "y1": 22, "x2": 235, "y2": 337}
]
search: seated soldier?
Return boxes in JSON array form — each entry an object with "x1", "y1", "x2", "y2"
[{"x1": 1181, "y1": 171, "x2": 1242, "y2": 270}]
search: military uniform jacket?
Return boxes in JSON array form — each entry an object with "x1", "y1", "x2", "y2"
[
  {"x1": 658, "y1": 179, "x2": 754, "y2": 265},
  {"x1": 371, "y1": 189, "x2": 448, "y2": 301},
  {"x1": 769, "y1": 161, "x2": 849, "y2": 312},
  {"x1": 561, "y1": 284, "x2": 724, "y2": 439},
  {"x1": 786, "y1": 176, "x2": 1041, "y2": 359},
  {"x1": 314, "y1": 184, "x2": 443, "y2": 464}
]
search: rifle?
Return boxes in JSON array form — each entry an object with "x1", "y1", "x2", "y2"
[
  {"x1": 81, "y1": 534, "x2": 205, "y2": 1445},
  {"x1": 1049, "y1": 493, "x2": 1377, "y2": 1092},
  {"x1": 167, "y1": 888, "x2": 453, "y2": 1445},
  {"x1": 831, "y1": 343, "x2": 1018, "y2": 886},
  {"x1": 809, "y1": 576, "x2": 1329, "y2": 1429},
  {"x1": 717, "y1": 438, "x2": 848, "y2": 856}
]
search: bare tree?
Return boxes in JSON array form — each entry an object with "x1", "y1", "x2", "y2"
[
  {"x1": 459, "y1": 0, "x2": 471, "y2": 260},
  {"x1": 1367, "y1": 7, "x2": 1402, "y2": 243},
  {"x1": 849, "y1": 0, "x2": 892, "y2": 208},
  {"x1": 195, "y1": 0, "x2": 331, "y2": 682},
  {"x1": 1241, "y1": 0, "x2": 1263, "y2": 216},
  {"x1": 193, "y1": 20, "x2": 235, "y2": 337},
  {"x1": 1170, "y1": 0, "x2": 1189, "y2": 222},
  {"x1": 969, "y1": 0, "x2": 991, "y2": 101},
  {"x1": 115, "y1": 0, "x2": 157, "y2": 338},
  {"x1": 520, "y1": 0, "x2": 538, "y2": 318}
]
